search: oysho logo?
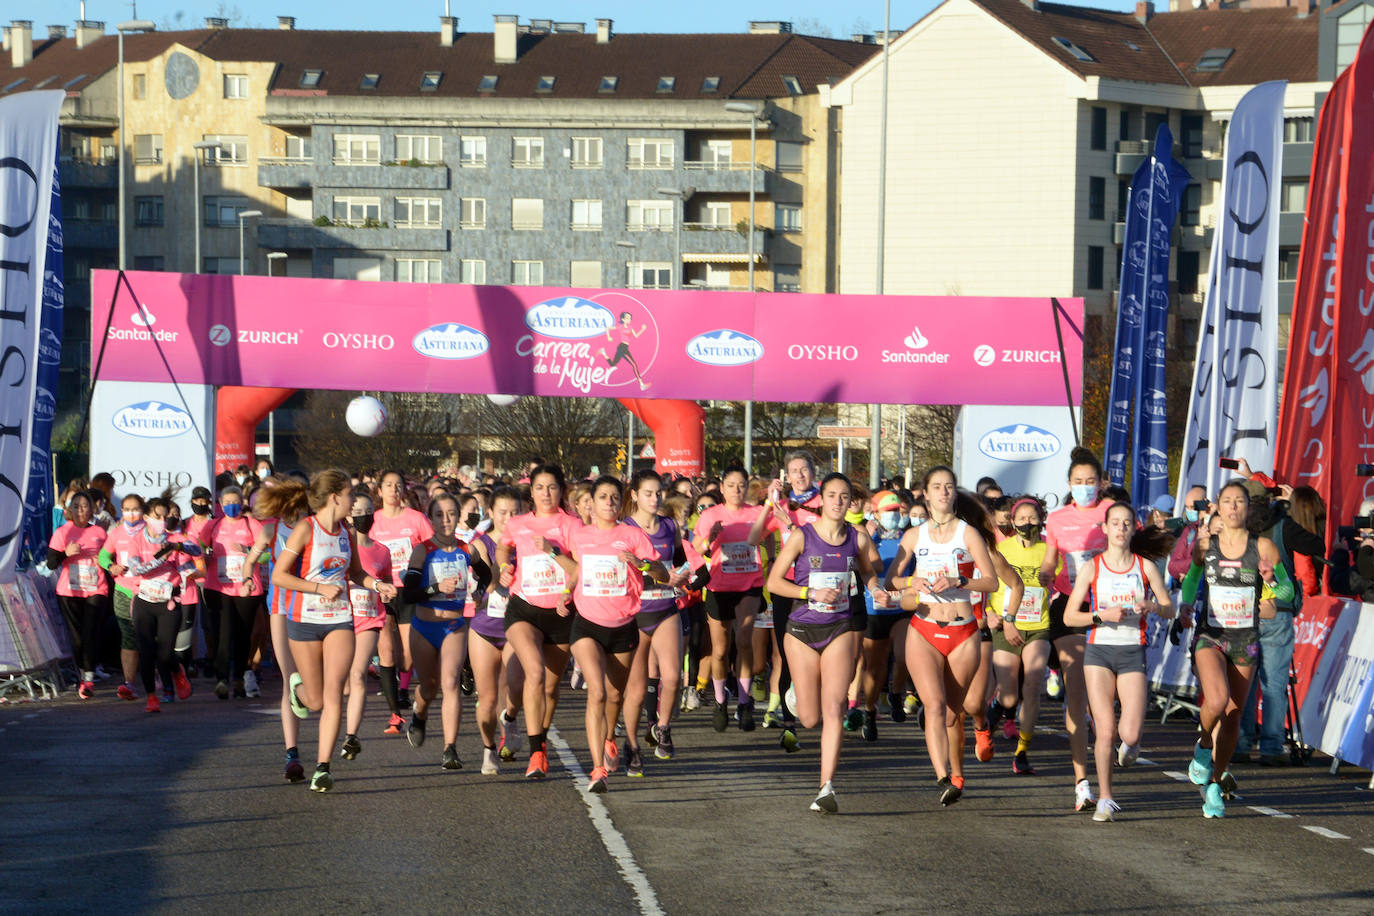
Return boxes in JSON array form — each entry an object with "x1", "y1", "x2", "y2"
[
  {"x1": 412, "y1": 323, "x2": 490, "y2": 360},
  {"x1": 524, "y1": 297, "x2": 615, "y2": 340},
  {"x1": 787, "y1": 343, "x2": 858, "y2": 362},
  {"x1": 973, "y1": 345, "x2": 996, "y2": 367},
  {"x1": 977, "y1": 424, "x2": 1062, "y2": 463},
  {"x1": 686, "y1": 329, "x2": 764, "y2": 367},
  {"x1": 111, "y1": 401, "x2": 194, "y2": 439}
]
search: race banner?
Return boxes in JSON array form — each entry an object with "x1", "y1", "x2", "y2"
[
  {"x1": 1104, "y1": 123, "x2": 1190, "y2": 508},
  {"x1": 1177, "y1": 81, "x2": 1285, "y2": 505},
  {"x1": 0, "y1": 91, "x2": 63, "y2": 583}
]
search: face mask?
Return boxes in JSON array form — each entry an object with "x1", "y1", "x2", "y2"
[
  {"x1": 845, "y1": 509, "x2": 866, "y2": 525},
  {"x1": 145, "y1": 518, "x2": 166, "y2": 539},
  {"x1": 257, "y1": 468, "x2": 270, "y2": 479},
  {"x1": 1071, "y1": 484, "x2": 1099, "y2": 507},
  {"x1": 223, "y1": 503, "x2": 243, "y2": 519},
  {"x1": 464, "y1": 512, "x2": 481, "y2": 530},
  {"x1": 910, "y1": 516, "x2": 926, "y2": 528},
  {"x1": 235, "y1": 475, "x2": 247, "y2": 486},
  {"x1": 351, "y1": 513, "x2": 375, "y2": 535},
  {"x1": 879, "y1": 511, "x2": 903, "y2": 531},
  {"x1": 123, "y1": 516, "x2": 143, "y2": 531},
  {"x1": 1016, "y1": 522, "x2": 1041, "y2": 539},
  {"x1": 165, "y1": 516, "x2": 181, "y2": 532},
  {"x1": 998, "y1": 523, "x2": 1015, "y2": 536},
  {"x1": 191, "y1": 502, "x2": 211, "y2": 516},
  {"x1": 1184, "y1": 508, "x2": 1200, "y2": 523}
]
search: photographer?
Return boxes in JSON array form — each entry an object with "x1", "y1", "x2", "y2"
[{"x1": 1347, "y1": 499, "x2": 1374, "y2": 602}]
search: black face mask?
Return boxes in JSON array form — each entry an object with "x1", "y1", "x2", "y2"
[
  {"x1": 464, "y1": 512, "x2": 481, "y2": 530},
  {"x1": 166, "y1": 516, "x2": 182, "y2": 532},
  {"x1": 997, "y1": 523, "x2": 1015, "y2": 536},
  {"x1": 1016, "y1": 523, "x2": 1041, "y2": 538},
  {"x1": 190, "y1": 502, "x2": 211, "y2": 516},
  {"x1": 351, "y1": 513, "x2": 375, "y2": 535}
]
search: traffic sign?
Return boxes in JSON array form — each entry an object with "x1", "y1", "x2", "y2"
[{"x1": 817, "y1": 425, "x2": 873, "y2": 439}]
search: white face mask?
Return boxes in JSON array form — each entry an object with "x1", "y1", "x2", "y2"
[
  {"x1": 257, "y1": 468, "x2": 270, "y2": 479},
  {"x1": 235, "y1": 475, "x2": 247, "y2": 485}
]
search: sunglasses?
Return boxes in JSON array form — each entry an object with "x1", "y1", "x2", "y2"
[{"x1": 696, "y1": 504, "x2": 711, "y2": 512}]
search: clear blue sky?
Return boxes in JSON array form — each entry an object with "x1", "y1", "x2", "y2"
[{"x1": 75, "y1": 0, "x2": 1142, "y2": 38}]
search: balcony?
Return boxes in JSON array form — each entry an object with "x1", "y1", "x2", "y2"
[
  {"x1": 681, "y1": 160, "x2": 772, "y2": 193},
  {"x1": 59, "y1": 157, "x2": 116, "y2": 188},
  {"x1": 63, "y1": 218, "x2": 117, "y2": 249},
  {"x1": 680, "y1": 224, "x2": 768, "y2": 263},
  {"x1": 255, "y1": 217, "x2": 448, "y2": 252},
  {"x1": 311, "y1": 162, "x2": 450, "y2": 190},
  {"x1": 257, "y1": 157, "x2": 313, "y2": 189}
]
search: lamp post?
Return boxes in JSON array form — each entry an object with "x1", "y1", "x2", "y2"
[
  {"x1": 654, "y1": 187, "x2": 686, "y2": 291},
  {"x1": 725, "y1": 100, "x2": 760, "y2": 473},
  {"x1": 191, "y1": 140, "x2": 222, "y2": 274},
  {"x1": 266, "y1": 251, "x2": 287, "y2": 276},
  {"x1": 615, "y1": 239, "x2": 638, "y2": 474},
  {"x1": 238, "y1": 209, "x2": 263, "y2": 275},
  {"x1": 116, "y1": 19, "x2": 155, "y2": 271},
  {"x1": 615, "y1": 239, "x2": 636, "y2": 288},
  {"x1": 868, "y1": 0, "x2": 894, "y2": 490}
]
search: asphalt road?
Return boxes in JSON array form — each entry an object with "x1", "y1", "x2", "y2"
[{"x1": 3, "y1": 669, "x2": 1373, "y2": 915}]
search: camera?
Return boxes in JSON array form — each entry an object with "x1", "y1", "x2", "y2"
[
  {"x1": 1358, "y1": 464, "x2": 1374, "y2": 477},
  {"x1": 1192, "y1": 499, "x2": 1209, "y2": 512},
  {"x1": 1218, "y1": 458, "x2": 1240, "y2": 470},
  {"x1": 1353, "y1": 515, "x2": 1374, "y2": 530}
]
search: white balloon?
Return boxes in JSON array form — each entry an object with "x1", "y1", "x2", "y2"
[
  {"x1": 346, "y1": 396, "x2": 388, "y2": 437},
  {"x1": 486, "y1": 394, "x2": 520, "y2": 407}
]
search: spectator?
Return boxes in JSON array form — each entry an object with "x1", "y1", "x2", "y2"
[
  {"x1": 1168, "y1": 485, "x2": 1209, "y2": 584},
  {"x1": 1348, "y1": 498, "x2": 1374, "y2": 603}
]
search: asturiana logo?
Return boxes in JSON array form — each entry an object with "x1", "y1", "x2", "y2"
[
  {"x1": 524, "y1": 297, "x2": 615, "y2": 340},
  {"x1": 686, "y1": 329, "x2": 764, "y2": 367},
  {"x1": 412, "y1": 323, "x2": 491, "y2": 360},
  {"x1": 112, "y1": 401, "x2": 195, "y2": 439},
  {"x1": 977, "y1": 424, "x2": 1062, "y2": 463}
]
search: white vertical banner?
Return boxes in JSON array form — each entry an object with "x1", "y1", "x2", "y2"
[
  {"x1": 0, "y1": 91, "x2": 63, "y2": 582},
  {"x1": 954, "y1": 405, "x2": 1081, "y2": 509},
  {"x1": 1177, "y1": 81, "x2": 1286, "y2": 504},
  {"x1": 89, "y1": 381, "x2": 217, "y2": 515}
]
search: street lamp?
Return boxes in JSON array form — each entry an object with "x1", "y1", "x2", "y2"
[
  {"x1": 725, "y1": 100, "x2": 761, "y2": 472},
  {"x1": 868, "y1": 1, "x2": 895, "y2": 491},
  {"x1": 116, "y1": 19, "x2": 155, "y2": 271},
  {"x1": 237, "y1": 210, "x2": 263, "y2": 275},
  {"x1": 266, "y1": 251, "x2": 287, "y2": 276},
  {"x1": 615, "y1": 239, "x2": 636, "y2": 288},
  {"x1": 192, "y1": 140, "x2": 222, "y2": 273},
  {"x1": 654, "y1": 187, "x2": 688, "y2": 291}
]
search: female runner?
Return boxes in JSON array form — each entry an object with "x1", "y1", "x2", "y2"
[
  {"x1": 48, "y1": 491, "x2": 109, "y2": 698},
  {"x1": 202, "y1": 485, "x2": 264, "y2": 700},
  {"x1": 858, "y1": 491, "x2": 911, "y2": 741},
  {"x1": 662, "y1": 492, "x2": 711, "y2": 712},
  {"x1": 340, "y1": 491, "x2": 394, "y2": 762},
  {"x1": 767, "y1": 473, "x2": 889, "y2": 812},
  {"x1": 126, "y1": 498, "x2": 200, "y2": 712},
  {"x1": 468, "y1": 487, "x2": 526, "y2": 774},
  {"x1": 370, "y1": 470, "x2": 435, "y2": 733},
  {"x1": 98, "y1": 494, "x2": 148, "y2": 700}
]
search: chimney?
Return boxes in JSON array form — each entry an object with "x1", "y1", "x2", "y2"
[
  {"x1": 75, "y1": 20, "x2": 104, "y2": 48},
  {"x1": 10, "y1": 21, "x2": 32, "y2": 68},
  {"x1": 748, "y1": 21, "x2": 792, "y2": 34},
  {"x1": 494, "y1": 14, "x2": 517, "y2": 63},
  {"x1": 278, "y1": 16, "x2": 296, "y2": 30},
  {"x1": 1134, "y1": 1, "x2": 1154, "y2": 22},
  {"x1": 48, "y1": 24, "x2": 68, "y2": 39},
  {"x1": 1019, "y1": 0, "x2": 1039, "y2": 9},
  {"x1": 440, "y1": 15, "x2": 457, "y2": 46},
  {"x1": 205, "y1": 16, "x2": 228, "y2": 28},
  {"x1": 2, "y1": 29, "x2": 8, "y2": 54},
  {"x1": 596, "y1": 18, "x2": 612, "y2": 43},
  {"x1": 553, "y1": 22, "x2": 584, "y2": 33}
]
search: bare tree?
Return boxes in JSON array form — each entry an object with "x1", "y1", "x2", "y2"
[
  {"x1": 293, "y1": 391, "x2": 454, "y2": 475},
  {"x1": 470, "y1": 396, "x2": 626, "y2": 477}
]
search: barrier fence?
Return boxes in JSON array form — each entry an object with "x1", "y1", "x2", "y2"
[{"x1": 0, "y1": 570, "x2": 69, "y2": 700}]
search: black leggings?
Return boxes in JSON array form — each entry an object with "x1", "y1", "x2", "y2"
[
  {"x1": 132, "y1": 598, "x2": 180, "y2": 694},
  {"x1": 772, "y1": 596, "x2": 795, "y2": 718},
  {"x1": 59, "y1": 594, "x2": 108, "y2": 674},
  {"x1": 203, "y1": 590, "x2": 262, "y2": 682}
]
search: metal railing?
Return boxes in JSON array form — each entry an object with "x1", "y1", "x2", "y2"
[
  {"x1": 331, "y1": 156, "x2": 380, "y2": 166},
  {"x1": 627, "y1": 222, "x2": 673, "y2": 232},
  {"x1": 682, "y1": 159, "x2": 764, "y2": 171},
  {"x1": 258, "y1": 156, "x2": 313, "y2": 166}
]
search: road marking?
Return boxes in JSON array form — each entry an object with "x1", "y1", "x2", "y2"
[
  {"x1": 1363, "y1": 848, "x2": 1374, "y2": 856},
  {"x1": 547, "y1": 725, "x2": 664, "y2": 916},
  {"x1": 1248, "y1": 806, "x2": 1294, "y2": 819},
  {"x1": 1136, "y1": 756, "x2": 1156, "y2": 766},
  {"x1": 1162, "y1": 770, "x2": 1190, "y2": 782},
  {"x1": 1302, "y1": 826, "x2": 1350, "y2": 840}
]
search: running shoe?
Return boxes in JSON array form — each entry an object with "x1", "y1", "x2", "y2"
[
  {"x1": 712, "y1": 698, "x2": 729, "y2": 732},
  {"x1": 441, "y1": 744, "x2": 462, "y2": 770},
  {"x1": 145, "y1": 693, "x2": 161, "y2": 714},
  {"x1": 173, "y1": 665, "x2": 193, "y2": 701},
  {"x1": 501, "y1": 715, "x2": 524, "y2": 758},
  {"x1": 215, "y1": 679, "x2": 230, "y2": 700},
  {"x1": 1202, "y1": 781, "x2": 1226, "y2": 818},
  {"x1": 288, "y1": 673, "x2": 309, "y2": 719},
  {"x1": 986, "y1": 701, "x2": 1004, "y2": 734},
  {"x1": 1074, "y1": 778, "x2": 1095, "y2": 812},
  {"x1": 613, "y1": 722, "x2": 626, "y2": 738},
  {"x1": 481, "y1": 747, "x2": 500, "y2": 775},
  {"x1": 1046, "y1": 670, "x2": 1063, "y2": 699},
  {"x1": 974, "y1": 727, "x2": 995, "y2": 762},
  {"x1": 1117, "y1": 742, "x2": 1139, "y2": 768},
  {"x1": 780, "y1": 728, "x2": 801, "y2": 753},
  {"x1": 525, "y1": 749, "x2": 549, "y2": 779},
  {"x1": 1093, "y1": 798, "x2": 1121, "y2": 823},
  {"x1": 570, "y1": 668, "x2": 586, "y2": 691},
  {"x1": 1002, "y1": 718, "x2": 1019, "y2": 740},
  {"x1": 117, "y1": 682, "x2": 137, "y2": 701},
  {"x1": 161, "y1": 689, "x2": 175, "y2": 705},
  {"x1": 644, "y1": 725, "x2": 659, "y2": 748},
  {"x1": 751, "y1": 676, "x2": 767, "y2": 702},
  {"x1": 626, "y1": 743, "x2": 644, "y2": 778},
  {"x1": 1188, "y1": 741, "x2": 1213, "y2": 786},
  {"x1": 603, "y1": 738, "x2": 620, "y2": 773},
  {"x1": 843, "y1": 706, "x2": 863, "y2": 732},
  {"x1": 94, "y1": 665, "x2": 113, "y2": 681},
  {"x1": 397, "y1": 688, "x2": 412, "y2": 711},
  {"x1": 243, "y1": 670, "x2": 260, "y2": 698},
  {"x1": 861, "y1": 710, "x2": 878, "y2": 743},
  {"x1": 1218, "y1": 770, "x2": 1238, "y2": 800},
  {"x1": 737, "y1": 702, "x2": 756, "y2": 732},
  {"x1": 810, "y1": 781, "x2": 838, "y2": 814},
  {"x1": 407, "y1": 715, "x2": 427, "y2": 749},
  {"x1": 383, "y1": 713, "x2": 405, "y2": 735},
  {"x1": 233, "y1": 680, "x2": 247, "y2": 699},
  {"x1": 1012, "y1": 751, "x2": 1036, "y2": 775},
  {"x1": 937, "y1": 775, "x2": 961, "y2": 807},
  {"x1": 651, "y1": 725, "x2": 674, "y2": 760},
  {"x1": 762, "y1": 707, "x2": 785, "y2": 729},
  {"x1": 340, "y1": 734, "x2": 362, "y2": 760},
  {"x1": 78, "y1": 681, "x2": 94, "y2": 700},
  {"x1": 460, "y1": 666, "x2": 475, "y2": 696},
  {"x1": 587, "y1": 765, "x2": 609, "y2": 794},
  {"x1": 310, "y1": 766, "x2": 333, "y2": 793},
  {"x1": 284, "y1": 755, "x2": 305, "y2": 783},
  {"x1": 888, "y1": 693, "x2": 907, "y2": 723},
  {"x1": 903, "y1": 693, "x2": 920, "y2": 717}
]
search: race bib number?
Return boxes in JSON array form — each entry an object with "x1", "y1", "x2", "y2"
[
  {"x1": 582, "y1": 554, "x2": 628, "y2": 598},
  {"x1": 1100, "y1": 577, "x2": 1143, "y2": 610},
  {"x1": 138, "y1": 579, "x2": 173, "y2": 603},
  {"x1": 431, "y1": 558, "x2": 467, "y2": 602},
  {"x1": 807, "y1": 572, "x2": 847, "y2": 614},
  {"x1": 1012, "y1": 586, "x2": 1046, "y2": 624},
  {"x1": 68, "y1": 559, "x2": 101, "y2": 592},
  {"x1": 1064, "y1": 550, "x2": 1097, "y2": 585},
  {"x1": 721, "y1": 542, "x2": 760, "y2": 575},
  {"x1": 486, "y1": 591, "x2": 508, "y2": 619},
  {"x1": 1209, "y1": 585, "x2": 1255, "y2": 629},
  {"x1": 915, "y1": 555, "x2": 958, "y2": 582},
  {"x1": 303, "y1": 586, "x2": 351, "y2": 620},
  {"x1": 640, "y1": 587, "x2": 677, "y2": 604},
  {"x1": 350, "y1": 587, "x2": 381, "y2": 617},
  {"x1": 218, "y1": 553, "x2": 245, "y2": 584},
  {"x1": 382, "y1": 538, "x2": 412, "y2": 574},
  {"x1": 755, "y1": 607, "x2": 775, "y2": 629},
  {"x1": 520, "y1": 553, "x2": 565, "y2": 598}
]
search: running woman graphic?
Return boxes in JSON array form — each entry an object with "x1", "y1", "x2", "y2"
[{"x1": 599, "y1": 311, "x2": 650, "y2": 390}]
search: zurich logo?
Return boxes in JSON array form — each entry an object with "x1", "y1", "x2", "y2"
[
  {"x1": 977, "y1": 424, "x2": 1062, "y2": 463},
  {"x1": 112, "y1": 401, "x2": 194, "y2": 439},
  {"x1": 412, "y1": 323, "x2": 490, "y2": 360},
  {"x1": 524, "y1": 297, "x2": 615, "y2": 340},
  {"x1": 686, "y1": 329, "x2": 764, "y2": 367}
]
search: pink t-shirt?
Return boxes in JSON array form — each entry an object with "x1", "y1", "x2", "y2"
[
  {"x1": 571, "y1": 523, "x2": 659, "y2": 628},
  {"x1": 49, "y1": 522, "x2": 108, "y2": 598},
  {"x1": 181, "y1": 515, "x2": 215, "y2": 605},
  {"x1": 694, "y1": 503, "x2": 769, "y2": 591},
  {"x1": 501, "y1": 511, "x2": 583, "y2": 609},
  {"x1": 203, "y1": 515, "x2": 265, "y2": 596},
  {"x1": 128, "y1": 531, "x2": 197, "y2": 606},
  {"x1": 370, "y1": 508, "x2": 435, "y2": 586},
  {"x1": 103, "y1": 521, "x2": 146, "y2": 594},
  {"x1": 1045, "y1": 500, "x2": 1114, "y2": 595},
  {"x1": 351, "y1": 538, "x2": 392, "y2": 632}
]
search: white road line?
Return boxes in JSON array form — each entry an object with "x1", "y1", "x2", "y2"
[
  {"x1": 1363, "y1": 848, "x2": 1374, "y2": 856},
  {"x1": 1248, "y1": 806, "x2": 1294, "y2": 819},
  {"x1": 1162, "y1": 770, "x2": 1190, "y2": 782},
  {"x1": 1136, "y1": 756, "x2": 1156, "y2": 766},
  {"x1": 547, "y1": 725, "x2": 664, "y2": 916},
  {"x1": 1302, "y1": 826, "x2": 1350, "y2": 840}
]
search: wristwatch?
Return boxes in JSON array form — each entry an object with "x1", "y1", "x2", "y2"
[
  {"x1": 956, "y1": 574, "x2": 968, "y2": 589},
  {"x1": 1091, "y1": 610, "x2": 1103, "y2": 626},
  {"x1": 1002, "y1": 611, "x2": 1017, "y2": 623}
]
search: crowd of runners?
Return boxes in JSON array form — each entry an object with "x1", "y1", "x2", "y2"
[{"x1": 44, "y1": 446, "x2": 1374, "y2": 820}]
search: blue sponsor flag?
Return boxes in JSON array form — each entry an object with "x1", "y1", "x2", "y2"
[
  {"x1": 1336, "y1": 664, "x2": 1374, "y2": 771},
  {"x1": 22, "y1": 142, "x2": 63, "y2": 566}
]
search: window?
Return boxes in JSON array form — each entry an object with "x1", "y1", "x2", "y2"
[
  {"x1": 628, "y1": 138, "x2": 674, "y2": 170},
  {"x1": 570, "y1": 260, "x2": 602, "y2": 288},
  {"x1": 1145, "y1": 111, "x2": 1167, "y2": 142},
  {"x1": 599, "y1": 75, "x2": 619, "y2": 93},
  {"x1": 460, "y1": 198, "x2": 486, "y2": 229},
  {"x1": 572, "y1": 137, "x2": 602, "y2": 168},
  {"x1": 512, "y1": 137, "x2": 544, "y2": 168},
  {"x1": 701, "y1": 76, "x2": 720, "y2": 93},
  {"x1": 204, "y1": 198, "x2": 252, "y2": 227},
  {"x1": 396, "y1": 135, "x2": 442, "y2": 163},
  {"x1": 1338, "y1": 5, "x2": 1373, "y2": 74},
  {"x1": 333, "y1": 133, "x2": 380, "y2": 165},
  {"x1": 285, "y1": 135, "x2": 312, "y2": 160},
  {"x1": 1281, "y1": 179, "x2": 1308, "y2": 214},
  {"x1": 1087, "y1": 246, "x2": 1105, "y2": 290},
  {"x1": 1195, "y1": 48, "x2": 1233, "y2": 72},
  {"x1": 703, "y1": 264, "x2": 732, "y2": 288},
  {"x1": 536, "y1": 75, "x2": 556, "y2": 92},
  {"x1": 460, "y1": 260, "x2": 487, "y2": 284},
  {"x1": 702, "y1": 202, "x2": 731, "y2": 227},
  {"x1": 1117, "y1": 179, "x2": 1129, "y2": 220},
  {"x1": 332, "y1": 196, "x2": 381, "y2": 226},
  {"x1": 1279, "y1": 246, "x2": 1300, "y2": 280},
  {"x1": 781, "y1": 75, "x2": 803, "y2": 95},
  {"x1": 1283, "y1": 117, "x2": 1314, "y2": 143},
  {"x1": 1181, "y1": 113, "x2": 1204, "y2": 158},
  {"x1": 300, "y1": 69, "x2": 323, "y2": 89},
  {"x1": 512, "y1": 260, "x2": 544, "y2": 285},
  {"x1": 512, "y1": 198, "x2": 544, "y2": 230},
  {"x1": 394, "y1": 197, "x2": 441, "y2": 228},
  {"x1": 223, "y1": 74, "x2": 248, "y2": 99},
  {"x1": 360, "y1": 73, "x2": 380, "y2": 90},
  {"x1": 628, "y1": 262, "x2": 671, "y2": 289},
  {"x1": 656, "y1": 76, "x2": 676, "y2": 93},
  {"x1": 1177, "y1": 249, "x2": 1200, "y2": 296},
  {"x1": 701, "y1": 140, "x2": 732, "y2": 167},
  {"x1": 1052, "y1": 37, "x2": 1095, "y2": 62},
  {"x1": 460, "y1": 136, "x2": 487, "y2": 167},
  {"x1": 420, "y1": 71, "x2": 442, "y2": 91},
  {"x1": 774, "y1": 266, "x2": 800, "y2": 293},
  {"x1": 133, "y1": 255, "x2": 164, "y2": 271},
  {"x1": 134, "y1": 134, "x2": 163, "y2": 164},
  {"x1": 628, "y1": 200, "x2": 673, "y2": 231},
  {"x1": 571, "y1": 199, "x2": 602, "y2": 230},
  {"x1": 775, "y1": 141, "x2": 803, "y2": 173},
  {"x1": 396, "y1": 259, "x2": 441, "y2": 283},
  {"x1": 1119, "y1": 109, "x2": 1134, "y2": 142},
  {"x1": 775, "y1": 203, "x2": 801, "y2": 232},
  {"x1": 204, "y1": 134, "x2": 248, "y2": 166},
  {"x1": 132, "y1": 73, "x2": 146, "y2": 100},
  {"x1": 334, "y1": 258, "x2": 381, "y2": 281},
  {"x1": 1088, "y1": 176, "x2": 1105, "y2": 221},
  {"x1": 134, "y1": 196, "x2": 163, "y2": 227},
  {"x1": 478, "y1": 74, "x2": 498, "y2": 92},
  {"x1": 1090, "y1": 107, "x2": 1107, "y2": 151},
  {"x1": 1181, "y1": 184, "x2": 1201, "y2": 227},
  {"x1": 202, "y1": 257, "x2": 240, "y2": 275}
]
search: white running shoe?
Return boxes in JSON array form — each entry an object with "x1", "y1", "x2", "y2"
[
  {"x1": 810, "y1": 781, "x2": 838, "y2": 814},
  {"x1": 1093, "y1": 798, "x2": 1121, "y2": 822},
  {"x1": 481, "y1": 747, "x2": 500, "y2": 775},
  {"x1": 243, "y1": 670, "x2": 261, "y2": 698},
  {"x1": 1074, "y1": 778, "x2": 1095, "y2": 812},
  {"x1": 683, "y1": 687, "x2": 701, "y2": 711},
  {"x1": 501, "y1": 714, "x2": 524, "y2": 756},
  {"x1": 1117, "y1": 742, "x2": 1139, "y2": 768}
]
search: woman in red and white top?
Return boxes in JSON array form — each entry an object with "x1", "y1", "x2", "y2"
[
  {"x1": 495, "y1": 464, "x2": 581, "y2": 778},
  {"x1": 47, "y1": 490, "x2": 109, "y2": 698},
  {"x1": 370, "y1": 469, "x2": 435, "y2": 734},
  {"x1": 563, "y1": 476, "x2": 671, "y2": 793},
  {"x1": 271, "y1": 470, "x2": 394, "y2": 793},
  {"x1": 126, "y1": 497, "x2": 201, "y2": 713},
  {"x1": 339, "y1": 490, "x2": 393, "y2": 764},
  {"x1": 202, "y1": 485, "x2": 265, "y2": 701},
  {"x1": 1063, "y1": 501, "x2": 1173, "y2": 822}
]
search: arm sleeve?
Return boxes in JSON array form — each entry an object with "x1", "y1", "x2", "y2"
[
  {"x1": 46, "y1": 548, "x2": 65, "y2": 568},
  {"x1": 687, "y1": 566, "x2": 711, "y2": 591},
  {"x1": 1180, "y1": 562, "x2": 1203, "y2": 605},
  {"x1": 98, "y1": 547, "x2": 113, "y2": 571},
  {"x1": 1268, "y1": 564, "x2": 1295, "y2": 603},
  {"x1": 401, "y1": 566, "x2": 427, "y2": 605},
  {"x1": 470, "y1": 554, "x2": 493, "y2": 594}
]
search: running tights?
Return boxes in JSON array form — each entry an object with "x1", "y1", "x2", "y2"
[
  {"x1": 131, "y1": 598, "x2": 180, "y2": 694},
  {"x1": 58, "y1": 594, "x2": 107, "y2": 674},
  {"x1": 204, "y1": 591, "x2": 261, "y2": 682}
]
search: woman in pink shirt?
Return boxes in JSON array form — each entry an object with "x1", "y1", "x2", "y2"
[
  {"x1": 339, "y1": 491, "x2": 394, "y2": 763},
  {"x1": 370, "y1": 470, "x2": 435, "y2": 734},
  {"x1": 202, "y1": 485, "x2": 265, "y2": 700},
  {"x1": 597, "y1": 311, "x2": 649, "y2": 391},
  {"x1": 565, "y1": 476, "x2": 670, "y2": 793},
  {"x1": 47, "y1": 491, "x2": 109, "y2": 698},
  {"x1": 127, "y1": 498, "x2": 201, "y2": 713}
]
